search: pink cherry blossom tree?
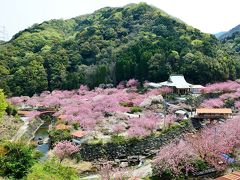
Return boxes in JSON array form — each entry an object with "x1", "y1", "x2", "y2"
[
  {"x1": 235, "y1": 101, "x2": 240, "y2": 109},
  {"x1": 187, "y1": 115, "x2": 240, "y2": 170},
  {"x1": 53, "y1": 141, "x2": 80, "y2": 162},
  {"x1": 112, "y1": 124, "x2": 126, "y2": 134},
  {"x1": 203, "y1": 81, "x2": 240, "y2": 94},
  {"x1": 153, "y1": 140, "x2": 198, "y2": 177},
  {"x1": 201, "y1": 98, "x2": 224, "y2": 108},
  {"x1": 26, "y1": 110, "x2": 42, "y2": 121},
  {"x1": 126, "y1": 79, "x2": 138, "y2": 88}
]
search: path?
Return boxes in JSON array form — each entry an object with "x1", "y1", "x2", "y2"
[{"x1": 11, "y1": 117, "x2": 29, "y2": 142}]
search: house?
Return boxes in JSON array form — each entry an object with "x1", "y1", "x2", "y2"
[
  {"x1": 195, "y1": 108, "x2": 232, "y2": 119},
  {"x1": 18, "y1": 110, "x2": 31, "y2": 117},
  {"x1": 215, "y1": 171, "x2": 240, "y2": 180},
  {"x1": 55, "y1": 124, "x2": 71, "y2": 130},
  {"x1": 147, "y1": 75, "x2": 204, "y2": 94},
  {"x1": 190, "y1": 85, "x2": 205, "y2": 94},
  {"x1": 71, "y1": 130, "x2": 88, "y2": 144},
  {"x1": 58, "y1": 114, "x2": 68, "y2": 121}
]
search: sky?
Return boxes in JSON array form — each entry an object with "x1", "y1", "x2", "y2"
[{"x1": 1, "y1": 0, "x2": 240, "y2": 40}]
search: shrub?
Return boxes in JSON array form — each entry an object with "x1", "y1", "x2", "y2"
[
  {"x1": 49, "y1": 129, "x2": 72, "y2": 146},
  {"x1": 5, "y1": 103, "x2": 18, "y2": 116},
  {"x1": 119, "y1": 101, "x2": 134, "y2": 107},
  {"x1": 130, "y1": 106, "x2": 142, "y2": 113},
  {"x1": 111, "y1": 135, "x2": 126, "y2": 144},
  {"x1": 192, "y1": 159, "x2": 209, "y2": 171},
  {"x1": 0, "y1": 89, "x2": 7, "y2": 118},
  {"x1": 26, "y1": 158, "x2": 78, "y2": 180},
  {"x1": 162, "y1": 124, "x2": 181, "y2": 134}
]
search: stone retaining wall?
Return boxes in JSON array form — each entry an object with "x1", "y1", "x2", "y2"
[{"x1": 80, "y1": 121, "x2": 194, "y2": 161}]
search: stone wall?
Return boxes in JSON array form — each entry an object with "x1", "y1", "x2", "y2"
[{"x1": 80, "y1": 121, "x2": 194, "y2": 161}]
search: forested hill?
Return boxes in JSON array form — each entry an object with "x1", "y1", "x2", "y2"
[
  {"x1": 219, "y1": 24, "x2": 240, "y2": 40},
  {"x1": 0, "y1": 3, "x2": 240, "y2": 96}
]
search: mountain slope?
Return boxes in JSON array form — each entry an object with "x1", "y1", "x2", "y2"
[
  {"x1": 219, "y1": 24, "x2": 240, "y2": 40},
  {"x1": 214, "y1": 31, "x2": 226, "y2": 39},
  {"x1": 222, "y1": 29, "x2": 240, "y2": 53},
  {"x1": 0, "y1": 3, "x2": 239, "y2": 96}
]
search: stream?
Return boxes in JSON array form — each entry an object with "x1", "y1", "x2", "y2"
[
  {"x1": 33, "y1": 115, "x2": 54, "y2": 161},
  {"x1": 34, "y1": 119, "x2": 51, "y2": 161}
]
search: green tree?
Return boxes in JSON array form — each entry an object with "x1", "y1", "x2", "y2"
[
  {"x1": 10, "y1": 60, "x2": 48, "y2": 96},
  {"x1": 0, "y1": 142, "x2": 39, "y2": 179},
  {"x1": 0, "y1": 89, "x2": 7, "y2": 118}
]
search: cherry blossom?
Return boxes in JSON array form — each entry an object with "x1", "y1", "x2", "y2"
[
  {"x1": 201, "y1": 98, "x2": 224, "y2": 108},
  {"x1": 53, "y1": 141, "x2": 80, "y2": 162},
  {"x1": 153, "y1": 140, "x2": 197, "y2": 176},
  {"x1": 126, "y1": 79, "x2": 138, "y2": 87},
  {"x1": 203, "y1": 81, "x2": 240, "y2": 94}
]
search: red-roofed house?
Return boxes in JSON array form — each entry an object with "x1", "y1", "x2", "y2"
[
  {"x1": 71, "y1": 130, "x2": 88, "y2": 144},
  {"x1": 55, "y1": 124, "x2": 71, "y2": 130}
]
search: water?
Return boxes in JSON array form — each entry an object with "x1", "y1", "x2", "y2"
[{"x1": 34, "y1": 120, "x2": 51, "y2": 161}]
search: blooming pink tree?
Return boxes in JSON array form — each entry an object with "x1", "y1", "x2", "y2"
[
  {"x1": 153, "y1": 140, "x2": 198, "y2": 176},
  {"x1": 187, "y1": 115, "x2": 240, "y2": 170},
  {"x1": 112, "y1": 124, "x2": 126, "y2": 134},
  {"x1": 203, "y1": 81, "x2": 240, "y2": 94},
  {"x1": 126, "y1": 79, "x2": 138, "y2": 88},
  {"x1": 201, "y1": 98, "x2": 224, "y2": 108},
  {"x1": 127, "y1": 126, "x2": 151, "y2": 138},
  {"x1": 53, "y1": 141, "x2": 80, "y2": 162},
  {"x1": 127, "y1": 113, "x2": 161, "y2": 137},
  {"x1": 235, "y1": 101, "x2": 240, "y2": 109},
  {"x1": 26, "y1": 110, "x2": 41, "y2": 121},
  {"x1": 164, "y1": 114, "x2": 177, "y2": 128},
  {"x1": 159, "y1": 86, "x2": 173, "y2": 95}
]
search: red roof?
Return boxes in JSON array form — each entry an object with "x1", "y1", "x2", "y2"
[
  {"x1": 58, "y1": 114, "x2": 68, "y2": 120},
  {"x1": 71, "y1": 131, "x2": 87, "y2": 138},
  {"x1": 55, "y1": 124, "x2": 71, "y2": 130},
  {"x1": 18, "y1": 111, "x2": 31, "y2": 116},
  {"x1": 196, "y1": 108, "x2": 232, "y2": 114},
  {"x1": 215, "y1": 171, "x2": 240, "y2": 180}
]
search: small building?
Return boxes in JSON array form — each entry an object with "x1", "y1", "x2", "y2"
[
  {"x1": 190, "y1": 85, "x2": 205, "y2": 94},
  {"x1": 215, "y1": 171, "x2": 240, "y2": 180},
  {"x1": 58, "y1": 114, "x2": 68, "y2": 121},
  {"x1": 55, "y1": 124, "x2": 71, "y2": 130},
  {"x1": 18, "y1": 110, "x2": 31, "y2": 117},
  {"x1": 71, "y1": 130, "x2": 88, "y2": 144},
  {"x1": 147, "y1": 75, "x2": 204, "y2": 95},
  {"x1": 195, "y1": 108, "x2": 232, "y2": 119}
]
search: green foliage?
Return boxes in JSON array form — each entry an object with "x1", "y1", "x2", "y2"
[
  {"x1": 26, "y1": 158, "x2": 78, "y2": 180},
  {"x1": 222, "y1": 31, "x2": 240, "y2": 53},
  {"x1": 224, "y1": 98, "x2": 235, "y2": 108},
  {"x1": 111, "y1": 134, "x2": 126, "y2": 144},
  {"x1": 5, "y1": 103, "x2": 18, "y2": 116},
  {"x1": 0, "y1": 142, "x2": 39, "y2": 179},
  {"x1": 0, "y1": 3, "x2": 240, "y2": 96},
  {"x1": 130, "y1": 106, "x2": 142, "y2": 113},
  {"x1": 192, "y1": 159, "x2": 209, "y2": 171},
  {"x1": 88, "y1": 138, "x2": 104, "y2": 145},
  {"x1": 119, "y1": 101, "x2": 134, "y2": 107},
  {"x1": 162, "y1": 123, "x2": 181, "y2": 134},
  {"x1": 0, "y1": 90, "x2": 7, "y2": 118},
  {"x1": 49, "y1": 129, "x2": 72, "y2": 145}
]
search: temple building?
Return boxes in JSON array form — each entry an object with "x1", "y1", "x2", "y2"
[{"x1": 147, "y1": 74, "x2": 204, "y2": 94}]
